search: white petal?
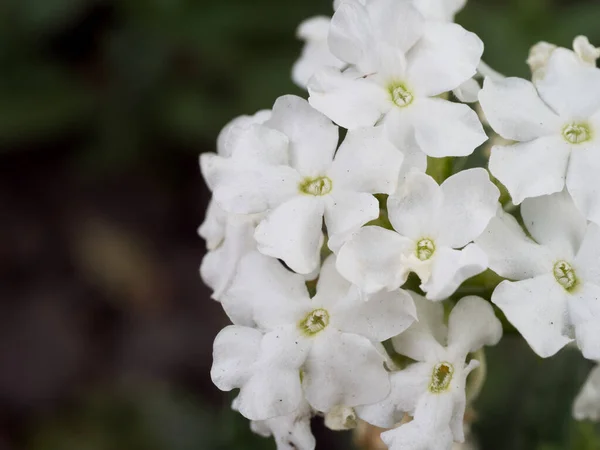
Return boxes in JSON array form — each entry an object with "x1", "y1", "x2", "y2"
[
  {"x1": 229, "y1": 123, "x2": 290, "y2": 165},
  {"x1": 331, "y1": 288, "x2": 417, "y2": 341},
  {"x1": 521, "y1": 190, "x2": 587, "y2": 259},
  {"x1": 392, "y1": 292, "x2": 447, "y2": 362},
  {"x1": 255, "y1": 196, "x2": 325, "y2": 275},
  {"x1": 236, "y1": 326, "x2": 311, "y2": 420},
  {"x1": 409, "y1": 98, "x2": 488, "y2": 158},
  {"x1": 568, "y1": 283, "x2": 600, "y2": 360},
  {"x1": 537, "y1": 48, "x2": 600, "y2": 119},
  {"x1": 303, "y1": 328, "x2": 390, "y2": 412},
  {"x1": 336, "y1": 226, "x2": 413, "y2": 295},
  {"x1": 387, "y1": 171, "x2": 443, "y2": 240},
  {"x1": 221, "y1": 251, "x2": 310, "y2": 329},
  {"x1": 384, "y1": 120, "x2": 428, "y2": 181},
  {"x1": 293, "y1": 41, "x2": 345, "y2": 91},
  {"x1": 216, "y1": 110, "x2": 272, "y2": 158},
  {"x1": 328, "y1": 127, "x2": 404, "y2": 194},
  {"x1": 478, "y1": 77, "x2": 561, "y2": 141},
  {"x1": 446, "y1": 296, "x2": 503, "y2": 361},
  {"x1": 211, "y1": 325, "x2": 263, "y2": 391},
  {"x1": 421, "y1": 244, "x2": 488, "y2": 301},
  {"x1": 438, "y1": 168, "x2": 500, "y2": 248},
  {"x1": 324, "y1": 191, "x2": 379, "y2": 252},
  {"x1": 492, "y1": 276, "x2": 572, "y2": 358},
  {"x1": 266, "y1": 95, "x2": 338, "y2": 176},
  {"x1": 475, "y1": 211, "x2": 554, "y2": 280},
  {"x1": 356, "y1": 363, "x2": 432, "y2": 428},
  {"x1": 573, "y1": 364, "x2": 600, "y2": 421},
  {"x1": 488, "y1": 136, "x2": 571, "y2": 205},
  {"x1": 380, "y1": 393, "x2": 454, "y2": 450},
  {"x1": 406, "y1": 23, "x2": 483, "y2": 97},
  {"x1": 251, "y1": 400, "x2": 316, "y2": 450},
  {"x1": 313, "y1": 254, "x2": 352, "y2": 306},
  {"x1": 575, "y1": 223, "x2": 600, "y2": 285},
  {"x1": 365, "y1": 0, "x2": 424, "y2": 53},
  {"x1": 198, "y1": 198, "x2": 226, "y2": 250},
  {"x1": 308, "y1": 67, "x2": 391, "y2": 129},
  {"x1": 566, "y1": 142, "x2": 600, "y2": 226},
  {"x1": 453, "y1": 77, "x2": 480, "y2": 103},
  {"x1": 328, "y1": 0, "x2": 372, "y2": 66}
]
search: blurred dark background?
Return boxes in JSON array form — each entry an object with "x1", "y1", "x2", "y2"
[{"x1": 0, "y1": 0, "x2": 600, "y2": 449}]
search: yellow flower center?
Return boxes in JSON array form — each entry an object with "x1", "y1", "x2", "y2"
[
  {"x1": 389, "y1": 83, "x2": 414, "y2": 107},
  {"x1": 416, "y1": 238, "x2": 436, "y2": 261},
  {"x1": 553, "y1": 260, "x2": 578, "y2": 291},
  {"x1": 562, "y1": 123, "x2": 592, "y2": 144},
  {"x1": 299, "y1": 176, "x2": 333, "y2": 196},
  {"x1": 299, "y1": 309, "x2": 330, "y2": 336},
  {"x1": 429, "y1": 362, "x2": 454, "y2": 394}
]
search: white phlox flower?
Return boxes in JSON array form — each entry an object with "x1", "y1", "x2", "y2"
[
  {"x1": 356, "y1": 294, "x2": 502, "y2": 450},
  {"x1": 211, "y1": 254, "x2": 417, "y2": 420},
  {"x1": 209, "y1": 95, "x2": 404, "y2": 274},
  {"x1": 308, "y1": 0, "x2": 487, "y2": 157},
  {"x1": 232, "y1": 396, "x2": 316, "y2": 450},
  {"x1": 477, "y1": 190, "x2": 600, "y2": 359},
  {"x1": 573, "y1": 362, "x2": 600, "y2": 422},
  {"x1": 528, "y1": 36, "x2": 600, "y2": 83},
  {"x1": 292, "y1": 0, "x2": 346, "y2": 89},
  {"x1": 337, "y1": 169, "x2": 499, "y2": 301},
  {"x1": 479, "y1": 47, "x2": 600, "y2": 223}
]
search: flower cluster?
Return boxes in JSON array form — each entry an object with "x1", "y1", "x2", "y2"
[{"x1": 199, "y1": 0, "x2": 600, "y2": 449}]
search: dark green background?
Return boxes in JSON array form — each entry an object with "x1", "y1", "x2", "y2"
[{"x1": 0, "y1": 0, "x2": 599, "y2": 449}]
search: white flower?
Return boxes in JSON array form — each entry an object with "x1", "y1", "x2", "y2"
[
  {"x1": 198, "y1": 200, "x2": 261, "y2": 299},
  {"x1": 308, "y1": 0, "x2": 487, "y2": 157},
  {"x1": 233, "y1": 396, "x2": 316, "y2": 450},
  {"x1": 211, "y1": 254, "x2": 417, "y2": 419},
  {"x1": 357, "y1": 294, "x2": 502, "y2": 450},
  {"x1": 210, "y1": 95, "x2": 404, "y2": 274},
  {"x1": 573, "y1": 363, "x2": 600, "y2": 422},
  {"x1": 337, "y1": 169, "x2": 499, "y2": 301},
  {"x1": 476, "y1": 190, "x2": 600, "y2": 359},
  {"x1": 479, "y1": 48, "x2": 600, "y2": 223},
  {"x1": 413, "y1": 0, "x2": 467, "y2": 22},
  {"x1": 527, "y1": 36, "x2": 600, "y2": 83}
]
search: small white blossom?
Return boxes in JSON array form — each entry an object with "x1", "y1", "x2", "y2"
[
  {"x1": 308, "y1": 0, "x2": 487, "y2": 157},
  {"x1": 209, "y1": 95, "x2": 404, "y2": 274},
  {"x1": 357, "y1": 294, "x2": 502, "y2": 450},
  {"x1": 211, "y1": 254, "x2": 416, "y2": 420},
  {"x1": 337, "y1": 169, "x2": 499, "y2": 301},
  {"x1": 479, "y1": 48, "x2": 600, "y2": 223},
  {"x1": 574, "y1": 363, "x2": 600, "y2": 422},
  {"x1": 528, "y1": 36, "x2": 600, "y2": 82},
  {"x1": 233, "y1": 396, "x2": 316, "y2": 450},
  {"x1": 477, "y1": 190, "x2": 600, "y2": 359}
]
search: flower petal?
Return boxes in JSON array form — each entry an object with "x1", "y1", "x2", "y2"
[
  {"x1": 365, "y1": 0, "x2": 424, "y2": 53},
  {"x1": 211, "y1": 325, "x2": 263, "y2": 391},
  {"x1": 221, "y1": 251, "x2": 310, "y2": 329},
  {"x1": 328, "y1": 0, "x2": 372, "y2": 66},
  {"x1": 387, "y1": 171, "x2": 443, "y2": 241},
  {"x1": 421, "y1": 244, "x2": 488, "y2": 301},
  {"x1": 438, "y1": 168, "x2": 500, "y2": 248},
  {"x1": 453, "y1": 77, "x2": 480, "y2": 103},
  {"x1": 568, "y1": 282, "x2": 600, "y2": 360},
  {"x1": 303, "y1": 328, "x2": 390, "y2": 412},
  {"x1": 575, "y1": 223, "x2": 600, "y2": 285},
  {"x1": 328, "y1": 127, "x2": 404, "y2": 194},
  {"x1": 566, "y1": 142, "x2": 600, "y2": 226},
  {"x1": 356, "y1": 363, "x2": 431, "y2": 428},
  {"x1": 521, "y1": 190, "x2": 587, "y2": 259},
  {"x1": 336, "y1": 226, "x2": 413, "y2": 295},
  {"x1": 488, "y1": 136, "x2": 571, "y2": 205},
  {"x1": 250, "y1": 400, "x2": 316, "y2": 450},
  {"x1": 266, "y1": 95, "x2": 338, "y2": 177},
  {"x1": 406, "y1": 22, "x2": 483, "y2": 97},
  {"x1": 537, "y1": 48, "x2": 600, "y2": 119},
  {"x1": 573, "y1": 364, "x2": 600, "y2": 421},
  {"x1": 308, "y1": 67, "x2": 391, "y2": 129},
  {"x1": 475, "y1": 211, "x2": 554, "y2": 280},
  {"x1": 331, "y1": 288, "x2": 417, "y2": 341},
  {"x1": 478, "y1": 76, "x2": 561, "y2": 141},
  {"x1": 409, "y1": 98, "x2": 488, "y2": 157},
  {"x1": 492, "y1": 276, "x2": 572, "y2": 358},
  {"x1": 446, "y1": 296, "x2": 503, "y2": 361},
  {"x1": 236, "y1": 326, "x2": 311, "y2": 420},
  {"x1": 323, "y1": 191, "x2": 379, "y2": 252},
  {"x1": 255, "y1": 196, "x2": 325, "y2": 274}
]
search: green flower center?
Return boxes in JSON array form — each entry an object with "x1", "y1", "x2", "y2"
[
  {"x1": 562, "y1": 123, "x2": 592, "y2": 144},
  {"x1": 429, "y1": 362, "x2": 454, "y2": 394},
  {"x1": 416, "y1": 238, "x2": 436, "y2": 261},
  {"x1": 299, "y1": 176, "x2": 333, "y2": 196},
  {"x1": 553, "y1": 260, "x2": 578, "y2": 291},
  {"x1": 389, "y1": 83, "x2": 414, "y2": 107},
  {"x1": 299, "y1": 309, "x2": 330, "y2": 336}
]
